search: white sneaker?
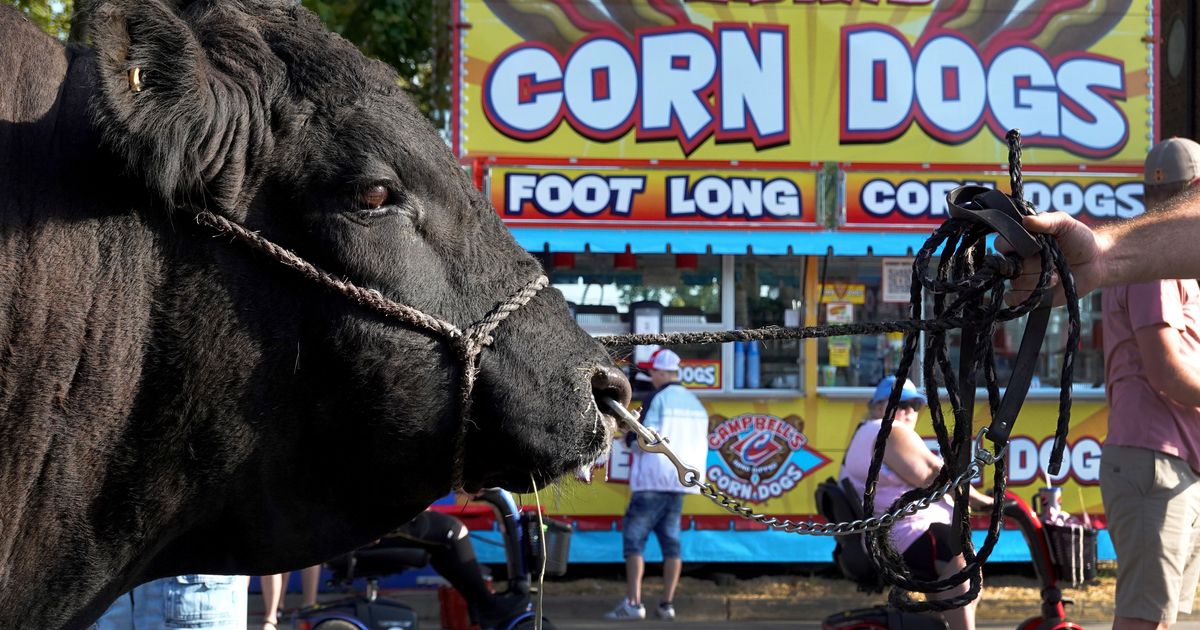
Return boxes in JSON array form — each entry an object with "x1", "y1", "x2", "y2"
[
  {"x1": 603, "y1": 598, "x2": 646, "y2": 620},
  {"x1": 656, "y1": 602, "x2": 676, "y2": 621}
]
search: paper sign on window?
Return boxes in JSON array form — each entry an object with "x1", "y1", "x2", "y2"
[{"x1": 882, "y1": 258, "x2": 915, "y2": 303}]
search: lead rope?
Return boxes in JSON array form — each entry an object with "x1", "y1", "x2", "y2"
[
  {"x1": 531, "y1": 473, "x2": 546, "y2": 630},
  {"x1": 601, "y1": 130, "x2": 1080, "y2": 611},
  {"x1": 192, "y1": 210, "x2": 548, "y2": 489}
]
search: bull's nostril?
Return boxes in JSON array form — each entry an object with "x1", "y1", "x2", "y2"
[{"x1": 591, "y1": 365, "x2": 632, "y2": 408}]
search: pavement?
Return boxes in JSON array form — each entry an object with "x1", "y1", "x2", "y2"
[
  {"x1": 254, "y1": 590, "x2": 1200, "y2": 629},
  {"x1": 549, "y1": 619, "x2": 1200, "y2": 624}
]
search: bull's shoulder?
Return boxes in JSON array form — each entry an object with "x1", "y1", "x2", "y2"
[{"x1": 0, "y1": 4, "x2": 70, "y2": 124}]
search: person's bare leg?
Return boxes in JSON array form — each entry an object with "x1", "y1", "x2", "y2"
[
  {"x1": 300, "y1": 565, "x2": 322, "y2": 608},
  {"x1": 1113, "y1": 617, "x2": 1169, "y2": 630},
  {"x1": 662, "y1": 557, "x2": 682, "y2": 603},
  {"x1": 260, "y1": 572, "x2": 289, "y2": 629},
  {"x1": 625, "y1": 554, "x2": 645, "y2": 605},
  {"x1": 931, "y1": 556, "x2": 974, "y2": 630}
]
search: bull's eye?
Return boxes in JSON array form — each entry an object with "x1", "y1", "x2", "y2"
[{"x1": 360, "y1": 185, "x2": 390, "y2": 210}]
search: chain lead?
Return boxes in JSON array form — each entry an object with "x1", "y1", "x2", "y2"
[{"x1": 603, "y1": 399, "x2": 997, "y2": 536}]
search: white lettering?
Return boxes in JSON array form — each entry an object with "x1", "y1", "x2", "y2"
[
  {"x1": 506, "y1": 172, "x2": 646, "y2": 217},
  {"x1": 641, "y1": 31, "x2": 718, "y2": 144},
  {"x1": 572, "y1": 175, "x2": 612, "y2": 215},
  {"x1": 842, "y1": 27, "x2": 1128, "y2": 157},
  {"x1": 1057, "y1": 58, "x2": 1127, "y2": 155},
  {"x1": 535, "y1": 174, "x2": 574, "y2": 215},
  {"x1": 506, "y1": 173, "x2": 538, "y2": 214},
  {"x1": 484, "y1": 48, "x2": 563, "y2": 135},
  {"x1": 1051, "y1": 181, "x2": 1085, "y2": 217},
  {"x1": 1005, "y1": 436, "x2": 1103, "y2": 484},
  {"x1": 563, "y1": 38, "x2": 638, "y2": 135},
  {"x1": 680, "y1": 365, "x2": 718, "y2": 387},
  {"x1": 1115, "y1": 183, "x2": 1145, "y2": 219},
  {"x1": 845, "y1": 28, "x2": 913, "y2": 134},
  {"x1": 485, "y1": 27, "x2": 790, "y2": 153},
  {"x1": 669, "y1": 176, "x2": 802, "y2": 219},
  {"x1": 858, "y1": 178, "x2": 1140, "y2": 222},
  {"x1": 914, "y1": 36, "x2": 986, "y2": 135},
  {"x1": 719, "y1": 28, "x2": 787, "y2": 141},
  {"x1": 895, "y1": 180, "x2": 930, "y2": 217},
  {"x1": 1008, "y1": 438, "x2": 1040, "y2": 484},
  {"x1": 988, "y1": 47, "x2": 1059, "y2": 137}
]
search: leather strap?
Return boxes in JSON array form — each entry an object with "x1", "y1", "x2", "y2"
[
  {"x1": 946, "y1": 186, "x2": 1040, "y2": 258},
  {"x1": 943, "y1": 185, "x2": 1053, "y2": 553},
  {"x1": 944, "y1": 185, "x2": 1052, "y2": 445}
]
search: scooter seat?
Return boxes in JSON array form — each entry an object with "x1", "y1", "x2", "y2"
[{"x1": 326, "y1": 547, "x2": 431, "y2": 583}]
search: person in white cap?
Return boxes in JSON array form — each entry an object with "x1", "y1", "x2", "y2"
[
  {"x1": 1098, "y1": 137, "x2": 1200, "y2": 630},
  {"x1": 604, "y1": 348, "x2": 708, "y2": 622}
]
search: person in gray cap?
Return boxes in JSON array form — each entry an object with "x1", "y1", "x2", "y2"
[
  {"x1": 1097, "y1": 137, "x2": 1200, "y2": 630},
  {"x1": 1144, "y1": 137, "x2": 1200, "y2": 209},
  {"x1": 1003, "y1": 138, "x2": 1200, "y2": 305}
]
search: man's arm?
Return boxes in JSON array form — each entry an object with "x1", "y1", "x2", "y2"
[
  {"x1": 1133, "y1": 323, "x2": 1200, "y2": 407},
  {"x1": 1006, "y1": 187, "x2": 1200, "y2": 303}
]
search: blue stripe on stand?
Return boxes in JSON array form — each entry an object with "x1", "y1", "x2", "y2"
[
  {"x1": 470, "y1": 529, "x2": 1114, "y2": 564},
  {"x1": 509, "y1": 228, "x2": 933, "y2": 256}
]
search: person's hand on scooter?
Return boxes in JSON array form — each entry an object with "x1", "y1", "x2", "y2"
[{"x1": 968, "y1": 486, "x2": 995, "y2": 510}]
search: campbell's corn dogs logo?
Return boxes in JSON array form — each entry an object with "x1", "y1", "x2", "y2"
[
  {"x1": 707, "y1": 413, "x2": 830, "y2": 504},
  {"x1": 842, "y1": 0, "x2": 1132, "y2": 158}
]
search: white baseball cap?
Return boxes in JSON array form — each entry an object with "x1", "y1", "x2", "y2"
[{"x1": 638, "y1": 348, "x2": 681, "y2": 372}]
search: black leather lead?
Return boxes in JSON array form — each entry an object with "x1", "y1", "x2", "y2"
[
  {"x1": 943, "y1": 184, "x2": 1053, "y2": 556},
  {"x1": 945, "y1": 185, "x2": 1053, "y2": 448}
]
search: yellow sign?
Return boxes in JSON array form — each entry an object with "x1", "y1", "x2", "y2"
[
  {"x1": 563, "y1": 397, "x2": 1109, "y2": 520},
  {"x1": 459, "y1": 1, "x2": 1151, "y2": 165},
  {"x1": 819, "y1": 283, "x2": 866, "y2": 304},
  {"x1": 490, "y1": 166, "x2": 820, "y2": 228},
  {"x1": 828, "y1": 337, "x2": 851, "y2": 367},
  {"x1": 843, "y1": 169, "x2": 1144, "y2": 228}
]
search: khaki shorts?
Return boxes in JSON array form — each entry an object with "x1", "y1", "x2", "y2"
[{"x1": 1101, "y1": 445, "x2": 1200, "y2": 623}]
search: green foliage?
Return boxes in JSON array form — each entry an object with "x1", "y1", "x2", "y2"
[
  {"x1": 2, "y1": 0, "x2": 73, "y2": 40},
  {"x1": 3, "y1": 0, "x2": 453, "y2": 126},
  {"x1": 301, "y1": 0, "x2": 452, "y2": 129}
]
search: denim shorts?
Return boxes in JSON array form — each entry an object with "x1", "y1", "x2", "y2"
[
  {"x1": 622, "y1": 491, "x2": 685, "y2": 559},
  {"x1": 92, "y1": 575, "x2": 247, "y2": 629}
]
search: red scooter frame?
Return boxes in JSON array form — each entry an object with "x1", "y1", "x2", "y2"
[{"x1": 1000, "y1": 491, "x2": 1086, "y2": 630}]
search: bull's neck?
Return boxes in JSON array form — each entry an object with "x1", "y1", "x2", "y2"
[{"x1": 0, "y1": 24, "x2": 171, "y2": 628}]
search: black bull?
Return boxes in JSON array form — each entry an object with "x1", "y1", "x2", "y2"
[{"x1": 0, "y1": 1, "x2": 631, "y2": 627}]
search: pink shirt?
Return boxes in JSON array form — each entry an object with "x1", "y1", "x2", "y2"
[
  {"x1": 1103, "y1": 280, "x2": 1200, "y2": 472},
  {"x1": 840, "y1": 419, "x2": 953, "y2": 552}
]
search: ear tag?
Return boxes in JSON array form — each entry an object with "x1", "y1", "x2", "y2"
[{"x1": 128, "y1": 67, "x2": 144, "y2": 93}]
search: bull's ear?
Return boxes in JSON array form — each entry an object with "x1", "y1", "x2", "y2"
[{"x1": 90, "y1": 0, "x2": 218, "y2": 205}]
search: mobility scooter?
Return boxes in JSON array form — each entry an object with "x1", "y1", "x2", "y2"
[
  {"x1": 816, "y1": 478, "x2": 1096, "y2": 630},
  {"x1": 293, "y1": 488, "x2": 568, "y2": 630}
]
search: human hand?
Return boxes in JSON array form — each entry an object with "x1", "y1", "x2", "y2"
[
  {"x1": 969, "y1": 489, "x2": 995, "y2": 511},
  {"x1": 999, "y1": 212, "x2": 1108, "y2": 306}
]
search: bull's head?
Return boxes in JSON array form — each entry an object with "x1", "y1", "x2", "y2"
[{"x1": 87, "y1": 0, "x2": 629, "y2": 571}]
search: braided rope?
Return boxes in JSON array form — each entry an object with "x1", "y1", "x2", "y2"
[
  {"x1": 195, "y1": 211, "x2": 464, "y2": 340},
  {"x1": 193, "y1": 209, "x2": 548, "y2": 489}
]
